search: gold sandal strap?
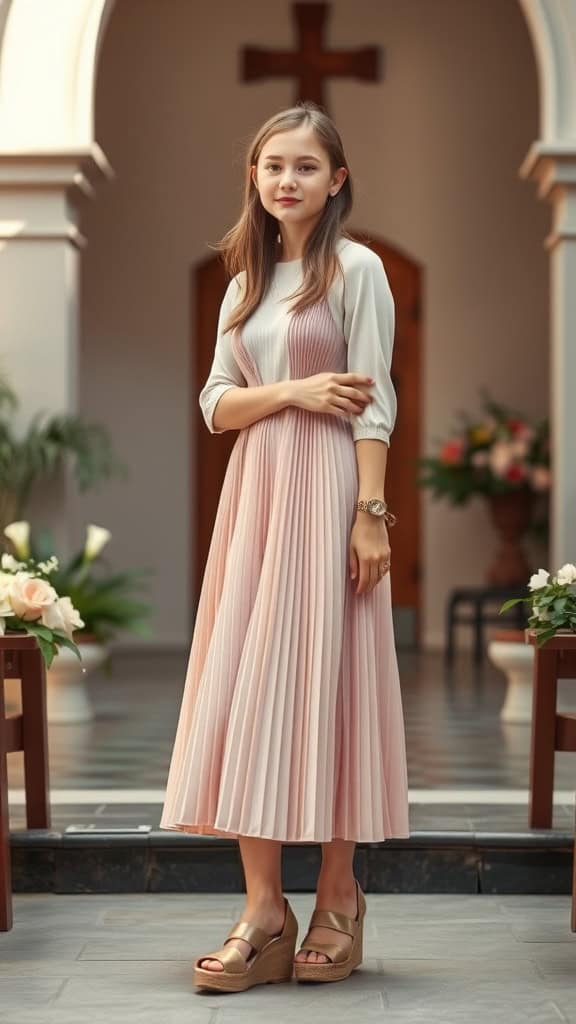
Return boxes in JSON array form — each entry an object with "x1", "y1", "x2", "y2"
[
  {"x1": 298, "y1": 939, "x2": 348, "y2": 964},
  {"x1": 196, "y1": 944, "x2": 247, "y2": 974},
  {"x1": 308, "y1": 908, "x2": 357, "y2": 938},
  {"x1": 226, "y1": 920, "x2": 270, "y2": 951}
]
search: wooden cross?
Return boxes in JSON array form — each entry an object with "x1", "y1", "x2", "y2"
[{"x1": 242, "y1": 2, "x2": 382, "y2": 111}]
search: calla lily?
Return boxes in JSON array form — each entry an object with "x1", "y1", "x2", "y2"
[
  {"x1": 4, "y1": 521, "x2": 31, "y2": 560},
  {"x1": 84, "y1": 525, "x2": 112, "y2": 562}
]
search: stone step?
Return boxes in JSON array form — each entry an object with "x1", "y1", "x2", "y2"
[{"x1": 9, "y1": 828, "x2": 574, "y2": 896}]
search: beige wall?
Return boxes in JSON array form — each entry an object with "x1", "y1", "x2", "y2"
[{"x1": 79, "y1": 0, "x2": 549, "y2": 649}]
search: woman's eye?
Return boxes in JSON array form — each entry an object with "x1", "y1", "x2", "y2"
[{"x1": 264, "y1": 164, "x2": 316, "y2": 172}]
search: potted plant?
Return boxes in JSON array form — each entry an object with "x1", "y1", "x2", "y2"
[
  {"x1": 487, "y1": 564, "x2": 576, "y2": 723},
  {"x1": 419, "y1": 392, "x2": 550, "y2": 586},
  {"x1": 500, "y1": 564, "x2": 576, "y2": 646},
  {"x1": 0, "y1": 376, "x2": 127, "y2": 531},
  {"x1": 3, "y1": 520, "x2": 153, "y2": 723}
]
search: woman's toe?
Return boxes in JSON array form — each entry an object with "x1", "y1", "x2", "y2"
[{"x1": 200, "y1": 958, "x2": 223, "y2": 971}]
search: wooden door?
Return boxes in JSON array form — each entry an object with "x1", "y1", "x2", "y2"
[{"x1": 192, "y1": 235, "x2": 422, "y2": 643}]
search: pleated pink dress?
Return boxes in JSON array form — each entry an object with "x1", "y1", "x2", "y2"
[{"x1": 159, "y1": 236, "x2": 410, "y2": 843}]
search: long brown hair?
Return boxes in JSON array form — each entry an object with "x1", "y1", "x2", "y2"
[{"x1": 211, "y1": 102, "x2": 354, "y2": 333}]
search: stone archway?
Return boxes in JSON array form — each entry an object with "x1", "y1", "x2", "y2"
[{"x1": 0, "y1": 0, "x2": 575, "y2": 575}]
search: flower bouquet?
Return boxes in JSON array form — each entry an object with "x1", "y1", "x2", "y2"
[
  {"x1": 3, "y1": 520, "x2": 153, "y2": 723},
  {"x1": 418, "y1": 393, "x2": 550, "y2": 505},
  {"x1": 3, "y1": 519, "x2": 153, "y2": 651},
  {"x1": 500, "y1": 564, "x2": 576, "y2": 646},
  {"x1": 419, "y1": 393, "x2": 550, "y2": 586},
  {"x1": 0, "y1": 522, "x2": 84, "y2": 669}
]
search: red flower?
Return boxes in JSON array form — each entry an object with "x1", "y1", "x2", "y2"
[
  {"x1": 440, "y1": 439, "x2": 465, "y2": 465},
  {"x1": 506, "y1": 418, "x2": 526, "y2": 436},
  {"x1": 504, "y1": 464, "x2": 526, "y2": 483}
]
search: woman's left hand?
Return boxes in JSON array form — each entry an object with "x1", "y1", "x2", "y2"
[{"x1": 349, "y1": 516, "x2": 391, "y2": 596}]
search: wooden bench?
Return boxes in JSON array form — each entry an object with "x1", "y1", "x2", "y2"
[
  {"x1": 525, "y1": 629, "x2": 576, "y2": 830},
  {"x1": 0, "y1": 636, "x2": 51, "y2": 931}
]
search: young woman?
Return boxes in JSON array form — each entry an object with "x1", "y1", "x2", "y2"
[{"x1": 160, "y1": 101, "x2": 410, "y2": 993}]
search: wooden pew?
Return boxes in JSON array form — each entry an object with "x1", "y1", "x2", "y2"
[
  {"x1": 0, "y1": 636, "x2": 51, "y2": 931},
  {"x1": 525, "y1": 630, "x2": 576, "y2": 831}
]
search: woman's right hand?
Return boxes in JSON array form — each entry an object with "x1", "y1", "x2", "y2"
[{"x1": 287, "y1": 372, "x2": 374, "y2": 421}]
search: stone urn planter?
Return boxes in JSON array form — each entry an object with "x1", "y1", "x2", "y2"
[
  {"x1": 486, "y1": 488, "x2": 534, "y2": 587},
  {"x1": 488, "y1": 628, "x2": 534, "y2": 722},
  {"x1": 488, "y1": 628, "x2": 576, "y2": 724},
  {"x1": 46, "y1": 632, "x2": 109, "y2": 724}
]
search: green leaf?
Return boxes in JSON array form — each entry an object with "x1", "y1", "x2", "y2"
[
  {"x1": 35, "y1": 634, "x2": 57, "y2": 668},
  {"x1": 51, "y1": 632, "x2": 83, "y2": 661},
  {"x1": 536, "y1": 627, "x2": 559, "y2": 646},
  {"x1": 24, "y1": 622, "x2": 54, "y2": 642},
  {"x1": 500, "y1": 598, "x2": 528, "y2": 612}
]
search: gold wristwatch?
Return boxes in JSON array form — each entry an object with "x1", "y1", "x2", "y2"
[{"x1": 355, "y1": 498, "x2": 397, "y2": 526}]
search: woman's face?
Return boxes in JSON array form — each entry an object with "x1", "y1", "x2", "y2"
[{"x1": 251, "y1": 124, "x2": 347, "y2": 231}]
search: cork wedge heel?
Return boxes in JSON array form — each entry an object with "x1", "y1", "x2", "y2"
[
  {"x1": 194, "y1": 898, "x2": 298, "y2": 993},
  {"x1": 293, "y1": 879, "x2": 366, "y2": 983}
]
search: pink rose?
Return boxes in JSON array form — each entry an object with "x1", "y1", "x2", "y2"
[
  {"x1": 531, "y1": 466, "x2": 551, "y2": 492},
  {"x1": 10, "y1": 572, "x2": 57, "y2": 621}
]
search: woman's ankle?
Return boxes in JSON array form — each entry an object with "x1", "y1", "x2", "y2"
[
  {"x1": 243, "y1": 888, "x2": 285, "y2": 915},
  {"x1": 316, "y1": 871, "x2": 357, "y2": 900}
]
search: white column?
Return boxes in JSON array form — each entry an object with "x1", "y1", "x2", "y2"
[
  {"x1": 0, "y1": 147, "x2": 112, "y2": 549},
  {"x1": 520, "y1": 145, "x2": 576, "y2": 568}
]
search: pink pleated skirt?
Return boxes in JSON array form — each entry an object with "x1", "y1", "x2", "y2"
[{"x1": 159, "y1": 402, "x2": 410, "y2": 843}]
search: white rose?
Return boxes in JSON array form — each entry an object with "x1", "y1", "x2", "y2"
[
  {"x1": 0, "y1": 572, "x2": 15, "y2": 618},
  {"x1": 3, "y1": 520, "x2": 31, "y2": 560},
  {"x1": 489, "y1": 441, "x2": 515, "y2": 477},
  {"x1": 42, "y1": 595, "x2": 84, "y2": 640},
  {"x1": 10, "y1": 572, "x2": 57, "y2": 621},
  {"x1": 85, "y1": 525, "x2": 111, "y2": 561},
  {"x1": 528, "y1": 568, "x2": 550, "y2": 591},
  {"x1": 556, "y1": 563, "x2": 576, "y2": 586}
]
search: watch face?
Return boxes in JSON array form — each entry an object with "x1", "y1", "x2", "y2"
[{"x1": 367, "y1": 499, "x2": 386, "y2": 515}]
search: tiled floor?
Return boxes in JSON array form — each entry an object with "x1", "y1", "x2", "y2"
[
  {"x1": 1, "y1": 891, "x2": 576, "y2": 1023},
  {"x1": 4, "y1": 650, "x2": 576, "y2": 1022},
  {"x1": 6, "y1": 648, "x2": 576, "y2": 834}
]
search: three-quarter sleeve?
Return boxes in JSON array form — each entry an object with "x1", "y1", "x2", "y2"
[
  {"x1": 198, "y1": 274, "x2": 246, "y2": 433},
  {"x1": 343, "y1": 249, "x2": 397, "y2": 445}
]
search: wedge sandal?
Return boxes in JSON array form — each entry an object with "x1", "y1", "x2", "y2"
[
  {"x1": 194, "y1": 897, "x2": 298, "y2": 992},
  {"x1": 293, "y1": 878, "x2": 366, "y2": 983}
]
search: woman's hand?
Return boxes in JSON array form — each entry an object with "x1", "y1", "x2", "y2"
[
  {"x1": 287, "y1": 372, "x2": 374, "y2": 421},
  {"x1": 349, "y1": 516, "x2": 391, "y2": 596}
]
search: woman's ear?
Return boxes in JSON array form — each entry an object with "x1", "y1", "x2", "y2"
[{"x1": 332, "y1": 167, "x2": 348, "y2": 192}]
